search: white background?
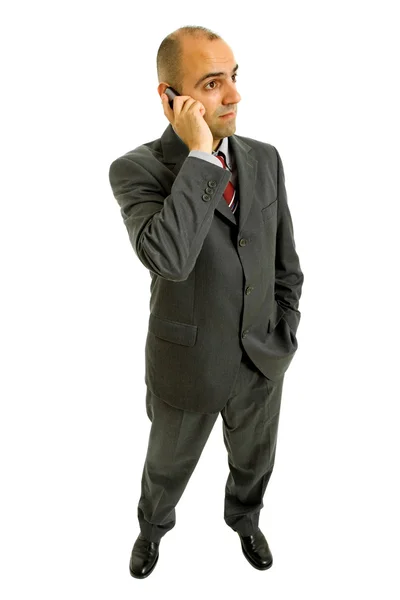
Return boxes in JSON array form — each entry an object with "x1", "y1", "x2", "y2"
[{"x1": 1, "y1": 0, "x2": 399, "y2": 597}]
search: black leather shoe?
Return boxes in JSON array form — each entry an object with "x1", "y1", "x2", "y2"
[
  {"x1": 238, "y1": 528, "x2": 273, "y2": 570},
  {"x1": 129, "y1": 533, "x2": 160, "y2": 579}
]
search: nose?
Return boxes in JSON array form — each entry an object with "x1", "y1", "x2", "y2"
[{"x1": 223, "y1": 82, "x2": 241, "y2": 107}]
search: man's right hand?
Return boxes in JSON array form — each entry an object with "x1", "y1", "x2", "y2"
[{"x1": 161, "y1": 93, "x2": 213, "y2": 154}]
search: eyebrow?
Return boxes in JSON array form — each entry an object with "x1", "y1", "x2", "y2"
[{"x1": 194, "y1": 63, "x2": 239, "y2": 88}]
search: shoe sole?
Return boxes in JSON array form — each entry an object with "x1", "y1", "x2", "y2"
[
  {"x1": 240, "y1": 541, "x2": 273, "y2": 571},
  {"x1": 129, "y1": 553, "x2": 159, "y2": 579}
]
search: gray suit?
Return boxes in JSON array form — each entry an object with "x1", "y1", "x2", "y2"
[
  {"x1": 109, "y1": 124, "x2": 304, "y2": 414},
  {"x1": 108, "y1": 123, "x2": 304, "y2": 541}
]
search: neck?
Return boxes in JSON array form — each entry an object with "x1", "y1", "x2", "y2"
[{"x1": 213, "y1": 139, "x2": 223, "y2": 152}]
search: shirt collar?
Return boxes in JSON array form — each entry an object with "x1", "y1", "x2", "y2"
[{"x1": 212, "y1": 137, "x2": 231, "y2": 169}]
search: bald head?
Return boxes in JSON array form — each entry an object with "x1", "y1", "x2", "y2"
[{"x1": 156, "y1": 26, "x2": 222, "y2": 92}]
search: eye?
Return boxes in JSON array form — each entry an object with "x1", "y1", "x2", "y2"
[{"x1": 205, "y1": 73, "x2": 238, "y2": 91}]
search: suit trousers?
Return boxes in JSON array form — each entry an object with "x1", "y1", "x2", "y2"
[{"x1": 137, "y1": 347, "x2": 285, "y2": 543}]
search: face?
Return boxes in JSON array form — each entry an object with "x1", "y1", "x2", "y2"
[{"x1": 161, "y1": 37, "x2": 241, "y2": 151}]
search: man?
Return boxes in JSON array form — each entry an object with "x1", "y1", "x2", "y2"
[{"x1": 108, "y1": 25, "x2": 304, "y2": 578}]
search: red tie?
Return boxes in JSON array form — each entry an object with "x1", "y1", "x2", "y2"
[{"x1": 216, "y1": 152, "x2": 236, "y2": 212}]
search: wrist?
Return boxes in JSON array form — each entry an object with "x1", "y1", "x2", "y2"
[{"x1": 189, "y1": 147, "x2": 212, "y2": 154}]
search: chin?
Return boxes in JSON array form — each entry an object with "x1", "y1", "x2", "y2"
[{"x1": 223, "y1": 122, "x2": 236, "y2": 133}]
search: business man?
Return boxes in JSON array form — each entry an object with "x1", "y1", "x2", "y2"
[{"x1": 108, "y1": 25, "x2": 304, "y2": 578}]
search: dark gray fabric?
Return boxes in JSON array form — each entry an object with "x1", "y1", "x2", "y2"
[
  {"x1": 109, "y1": 123, "x2": 304, "y2": 414},
  {"x1": 137, "y1": 349, "x2": 284, "y2": 542}
]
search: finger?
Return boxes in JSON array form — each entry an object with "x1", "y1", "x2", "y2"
[
  {"x1": 161, "y1": 94, "x2": 174, "y2": 122},
  {"x1": 161, "y1": 93, "x2": 171, "y2": 111},
  {"x1": 161, "y1": 93, "x2": 186, "y2": 116},
  {"x1": 179, "y1": 97, "x2": 197, "y2": 116}
]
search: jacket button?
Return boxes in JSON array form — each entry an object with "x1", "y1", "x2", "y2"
[
  {"x1": 202, "y1": 194, "x2": 211, "y2": 202},
  {"x1": 245, "y1": 286, "x2": 254, "y2": 295},
  {"x1": 239, "y1": 238, "x2": 247, "y2": 246},
  {"x1": 208, "y1": 180, "x2": 217, "y2": 187},
  {"x1": 242, "y1": 329, "x2": 249, "y2": 338},
  {"x1": 205, "y1": 186, "x2": 214, "y2": 194}
]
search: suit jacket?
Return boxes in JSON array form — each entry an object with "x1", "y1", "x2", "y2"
[{"x1": 108, "y1": 123, "x2": 304, "y2": 414}]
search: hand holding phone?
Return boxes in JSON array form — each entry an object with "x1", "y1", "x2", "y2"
[{"x1": 161, "y1": 87, "x2": 213, "y2": 154}]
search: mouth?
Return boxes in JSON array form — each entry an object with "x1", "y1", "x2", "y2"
[{"x1": 220, "y1": 112, "x2": 236, "y2": 118}]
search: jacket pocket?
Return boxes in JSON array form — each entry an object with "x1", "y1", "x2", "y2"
[
  {"x1": 268, "y1": 300, "x2": 287, "y2": 333},
  {"x1": 261, "y1": 198, "x2": 278, "y2": 222},
  {"x1": 148, "y1": 313, "x2": 198, "y2": 347}
]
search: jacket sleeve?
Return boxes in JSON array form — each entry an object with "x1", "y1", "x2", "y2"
[
  {"x1": 273, "y1": 146, "x2": 304, "y2": 334},
  {"x1": 108, "y1": 154, "x2": 231, "y2": 282}
]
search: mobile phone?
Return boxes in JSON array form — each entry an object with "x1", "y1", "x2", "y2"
[{"x1": 164, "y1": 86, "x2": 181, "y2": 109}]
